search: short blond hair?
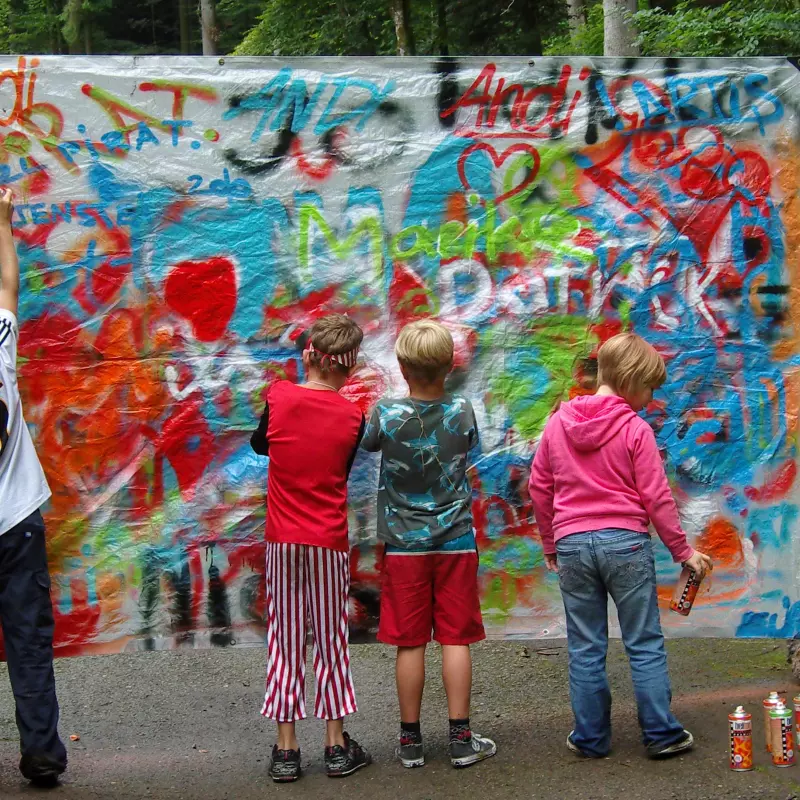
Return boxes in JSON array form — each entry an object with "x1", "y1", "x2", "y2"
[
  {"x1": 395, "y1": 320, "x2": 454, "y2": 382},
  {"x1": 306, "y1": 314, "x2": 363, "y2": 375},
  {"x1": 597, "y1": 333, "x2": 666, "y2": 395}
]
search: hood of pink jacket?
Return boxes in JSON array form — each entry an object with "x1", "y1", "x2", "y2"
[{"x1": 559, "y1": 394, "x2": 638, "y2": 452}]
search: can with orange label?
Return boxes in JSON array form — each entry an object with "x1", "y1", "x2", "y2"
[
  {"x1": 793, "y1": 695, "x2": 800, "y2": 740},
  {"x1": 728, "y1": 706, "x2": 753, "y2": 771},
  {"x1": 669, "y1": 566, "x2": 703, "y2": 616}
]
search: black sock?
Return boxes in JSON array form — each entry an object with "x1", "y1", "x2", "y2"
[
  {"x1": 400, "y1": 721, "x2": 422, "y2": 743},
  {"x1": 449, "y1": 718, "x2": 471, "y2": 742}
]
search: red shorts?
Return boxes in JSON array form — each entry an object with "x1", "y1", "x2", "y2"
[{"x1": 378, "y1": 548, "x2": 485, "y2": 647}]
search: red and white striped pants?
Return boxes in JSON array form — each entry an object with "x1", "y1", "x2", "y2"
[{"x1": 262, "y1": 542, "x2": 358, "y2": 722}]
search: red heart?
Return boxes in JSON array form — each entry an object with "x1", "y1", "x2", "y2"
[
  {"x1": 165, "y1": 257, "x2": 237, "y2": 342},
  {"x1": 457, "y1": 142, "x2": 541, "y2": 203}
]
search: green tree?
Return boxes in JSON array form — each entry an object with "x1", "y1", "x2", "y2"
[
  {"x1": 546, "y1": 0, "x2": 800, "y2": 57},
  {"x1": 635, "y1": 0, "x2": 800, "y2": 57},
  {"x1": 234, "y1": 0, "x2": 566, "y2": 56},
  {"x1": 235, "y1": 0, "x2": 392, "y2": 56}
]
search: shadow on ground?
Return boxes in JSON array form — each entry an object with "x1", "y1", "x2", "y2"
[{"x1": 0, "y1": 639, "x2": 798, "y2": 799}]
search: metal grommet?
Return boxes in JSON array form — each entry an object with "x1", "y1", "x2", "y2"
[{"x1": 218, "y1": 57, "x2": 225, "y2": 66}]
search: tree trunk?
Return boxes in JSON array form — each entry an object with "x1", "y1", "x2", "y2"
[
  {"x1": 179, "y1": 0, "x2": 190, "y2": 54},
  {"x1": 603, "y1": 0, "x2": 638, "y2": 56},
  {"x1": 200, "y1": 0, "x2": 217, "y2": 55},
  {"x1": 436, "y1": 0, "x2": 448, "y2": 55},
  {"x1": 567, "y1": 0, "x2": 586, "y2": 35},
  {"x1": 390, "y1": 0, "x2": 415, "y2": 56},
  {"x1": 83, "y1": 20, "x2": 92, "y2": 54},
  {"x1": 63, "y1": 0, "x2": 83, "y2": 54}
]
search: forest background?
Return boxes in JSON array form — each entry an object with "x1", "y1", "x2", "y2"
[{"x1": 0, "y1": 0, "x2": 796, "y2": 61}]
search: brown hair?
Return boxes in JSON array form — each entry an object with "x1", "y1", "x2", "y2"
[
  {"x1": 597, "y1": 333, "x2": 667, "y2": 395},
  {"x1": 395, "y1": 319, "x2": 454, "y2": 383},
  {"x1": 306, "y1": 314, "x2": 363, "y2": 375}
]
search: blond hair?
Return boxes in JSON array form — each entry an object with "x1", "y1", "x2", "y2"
[
  {"x1": 597, "y1": 333, "x2": 666, "y2": 395},
  {"x1": 306, "y1": 314, "x2": 363, "y2": 375},
  {"x1": 395, "y1": 319, "x2": 454, "y2": 382}
]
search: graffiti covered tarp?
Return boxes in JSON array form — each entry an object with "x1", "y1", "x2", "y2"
[{"x1": 1, "y1": 55, "x2": 799, "y2": 655}]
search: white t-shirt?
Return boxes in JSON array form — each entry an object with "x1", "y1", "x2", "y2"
[{"x1": 0, "y1": 308, "x2": 51, "y2": 534}]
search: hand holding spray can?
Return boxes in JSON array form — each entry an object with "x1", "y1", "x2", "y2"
[
  {"x1": 764, "y1": 691, "x2": 781, "y2": 753},
  {"x1": 728, "y1": 706, "x2": 753, "y2": 771},
  {"x1": 770, "y1": 702, "x2": 795, "y2": 767},
  {"x1": 669, "y1": 565, "x2": 703, "y2": 616}
]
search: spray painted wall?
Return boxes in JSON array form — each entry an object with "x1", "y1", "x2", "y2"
[{"x1": 0, "y1": 55, "x2": 798, "y2": 654}]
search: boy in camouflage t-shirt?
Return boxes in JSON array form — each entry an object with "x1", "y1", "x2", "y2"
[{"x1": 362, "y1": 320, "x2": 496, "y2": 771}]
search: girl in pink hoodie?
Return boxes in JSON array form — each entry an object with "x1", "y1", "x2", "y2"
[{"x1": 529, "y1": 333, "x2": 712, "y2": 760}]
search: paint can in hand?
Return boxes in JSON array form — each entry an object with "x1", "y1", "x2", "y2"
[
  {"x1": 728, "y1": 706, "x2": 753, "y2": 771},
  {"x1": 669, "y1": 565, "x2": 703, "y2": 616},
  {"x1": 770, "y1": 703, "x2": 795, "y2": 767}
]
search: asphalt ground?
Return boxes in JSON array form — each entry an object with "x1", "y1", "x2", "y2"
[{"x1": 1, "y1": 639, "x2": 799, "y2": 800}]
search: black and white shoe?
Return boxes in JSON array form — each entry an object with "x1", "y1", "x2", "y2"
[
  {"x1": 647, "y1": 730, "x2": 694, "y2": 759},
  {"x1": 325, "y1": 733, "x2": 371, "y2": 778},
  {"x1": 449, "y1": 731, "x2": 497, "y2": 768},
  {"x1": 396, "y1": 733, "x2": 425, "y2": 768},
  {"x1": 268, "y1": 745, "x2": 301, "y2": 782}
]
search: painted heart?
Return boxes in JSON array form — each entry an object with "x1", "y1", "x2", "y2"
[
  {"x1": 457, "y1": 142, "x2": 541, "y2": 204},
  {"x1": 165, "y1": 256, "x2": 237, "y2": 342}
]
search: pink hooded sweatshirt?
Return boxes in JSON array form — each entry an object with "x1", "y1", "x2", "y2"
[{"x1": 528, "y1": 394, "x2": 694, "y2": 564}]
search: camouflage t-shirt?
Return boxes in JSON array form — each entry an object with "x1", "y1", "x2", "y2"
[{"x1": 361, "y1": 395, "x2": 479, "y2": 551}]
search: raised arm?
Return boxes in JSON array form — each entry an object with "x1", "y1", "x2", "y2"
[
  {"x1": 0, "y1": 189, "x2": 18, "y2": 317},
  {"x1": 250, "y1": 401, "x2": 270, "y2": 456}
]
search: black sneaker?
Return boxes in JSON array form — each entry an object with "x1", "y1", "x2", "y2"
[
  {"x1": 449, "y1": 730, "x2": 497, "y2": 768},
  {"x1": 396, "y1": 733, "x2": 425, "y2": 768},
  {"x1": 325, "y1": 733, "x2": 371, "y2": 778},
  {"x1": 647, "y1": 730, "x2": 694, "y2": 759},
  {"x1": 268, "y1": 745, "x2": 301, "y2": 782},
  {"x1": 20, "y1": 753, "x2": 66, "y2": 788}
]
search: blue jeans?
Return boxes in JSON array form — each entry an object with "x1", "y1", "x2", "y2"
[{"x1": 556, "y1": 529, "x2": 685, "y2": 757}]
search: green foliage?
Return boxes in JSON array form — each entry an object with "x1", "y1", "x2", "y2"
[
  {"x1": 215, "y1": 0, "x2": 261, "y2": 54},
  {"x1": 544, "y1": 1, "x2": 604, "y2": 56},
  {"x1": 634, "y1": 0, "x2": 800, "y2": 57},
  {"x1": 545, "y1": 0, "x2": 800, "y2": 57},
  {"x1": 0, "y1": 0, "x2": 796, "y2": 59},
  {"x1": 235, "y1": 0, "x2": 393, "y2": 56},
  {"x1": 235, "y1": 0, "x2": 565, "y2": 56}
]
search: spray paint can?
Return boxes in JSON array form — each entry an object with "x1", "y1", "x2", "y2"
[
  {"x1": 770, "y1": 703, "x2": 795, "y2": 767},
  {"x1": 669, "y1": 566, "x2": 703, "y2": 616},
  {"x1": 728, "y1": 706, "x2": 753, "y2": 771},
  {"x1": 794, "y1": 695, "x2": 800, "y2": 741},
  {"x1": 764, "y1": 691, "x2": 781, "y2": 753}
]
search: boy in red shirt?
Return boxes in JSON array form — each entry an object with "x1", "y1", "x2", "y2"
[
  {"x1": 362, "y1": 320, "x2": 496, "y2": 770},
  {"x1": 251, "y1": 314, "x2": 371, "y2": 782}
]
